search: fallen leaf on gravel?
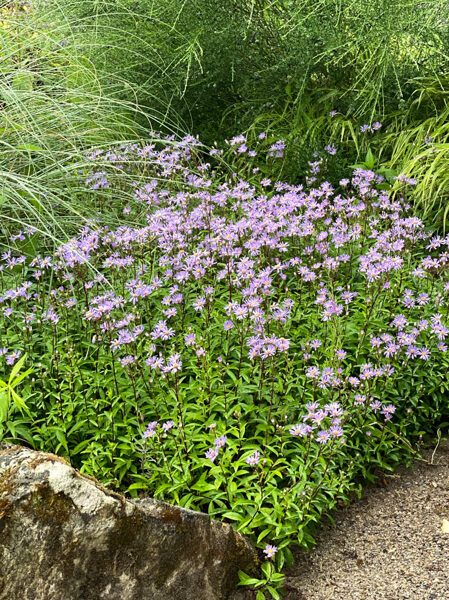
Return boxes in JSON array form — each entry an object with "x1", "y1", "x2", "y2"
[
  {"x1": 442, "y1": 519, "x2": 449, "y2": 533},
  {"x1": 429, "y1": 481, "x2": 438, "y2": 488}
]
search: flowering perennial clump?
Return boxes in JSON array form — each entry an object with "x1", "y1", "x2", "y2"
[{"x1": 1, "y1": 131, "x2": 449, "y2": 567}]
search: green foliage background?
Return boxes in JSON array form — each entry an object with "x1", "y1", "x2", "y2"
[
  {"x1": 27, "y1": 0, "x2": 449, "y2": 224},
  {"x1": 43, "y1": 0, "x2": 448, "y2": 134}
]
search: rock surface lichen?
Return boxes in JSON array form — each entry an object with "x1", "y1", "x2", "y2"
[{"x1": 0, "y1": 445, "x2": 257, "y2": 600}]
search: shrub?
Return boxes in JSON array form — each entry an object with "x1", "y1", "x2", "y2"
[
  {"x1": 1, "y1": 132, "x2": 449, "y2": 585},
  {"x1": 36, "y1": 0, "x2": 449, "y2": 230},
  {"x1": 40, "y1": 0, "x2": 449, "y2": 141}
]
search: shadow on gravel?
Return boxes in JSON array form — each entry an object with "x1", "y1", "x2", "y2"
[{"x1": 284, "y1": 439, "x2": 449, "y2": 600}]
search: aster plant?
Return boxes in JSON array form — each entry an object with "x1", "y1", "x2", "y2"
[{"x1": 1, "y1": 131, "x2": 448, "y2": 589}]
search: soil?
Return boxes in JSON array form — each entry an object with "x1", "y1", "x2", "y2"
[{"x1": 283, "y1": 437, "x2": 449, "y2": 600}]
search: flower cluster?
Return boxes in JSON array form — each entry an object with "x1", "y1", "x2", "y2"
[{"x1": 1, "y1": 129, "x2": 448, "y2": 569}]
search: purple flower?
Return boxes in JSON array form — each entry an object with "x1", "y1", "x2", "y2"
[
  {"x1": 205, "y1": 447, "x2": 219, "y2": 463},
  {"x1": 306, "y1": 366, "x2": 320, "y2": 379},
  {"x1": 316, "y1": 430, "x2": 330, "y2": 444},
  {"x1": 384, "y1": 343, "x2": 399, "y2": 358},
  {"x1": 43, "y1": 309, "x2": 60, "y2": 324},
  {"x1": 261, "y1": 344, "x2": 276, "y2": 359},
  {"x1": 185, "y1": 333, "x2": 196, "y2": 346},
  {"x1": 304, "y1": 402, "x2": 319, "y2": 420},
  {"x1": 6, "y1": 350, "x2": 21, "y2": 366},
  {"x1": 325, "y1": 402, "x2": 343, "y2": 418},
  {"x1": 391, "y1": 314, "x2": 408, "y2": 329},
  {"x1": 419, "y1": 347, "x2": 431, "y2": 360},
  {"x1": 311, "y1": 409, "x2": 328, "y2": 425},
  {"x1": 329, "y1": 425, "x2": 344, "y2": 438},
  {"x1": 381, "y1": 404, "x2": 396, "y2": 421},
  {"x1": 370, "y1": 400, "x2": 381, "y2": 413},
  {"x1": 245, "y1": 451, "x2": 261, "y2": 466},
  {"x1": 214, "y1": 435, "x2": 227, "y2": 448},
  {"x1": 120, "y1": 355, "x2": 135, "y2": 367},
  {"x1": 263, "y1": 544, "x2": 278, "y2": 558},
  {"x1": 276, "y1": 337, "x2": 290, "y2": 352},
  {"x1": 290, "y1": 424, "x2": 312, "y2": 437},
  {"x1": 371, "y1": 337, "x2": 382, "y2": 348},
  {"x1": 406, "y1": 346, "x2": 419, "y2": 359},
  {"x1": 193, "y1": 297, "x2": 206, "y2": 311},
  {"x1": 223, "y1": 320, "x2": 234, "y2": 331},
  {"x1": 417, "y1": 293, "x2": 429, "y2": 306},
  {"x1": 166, "y1": 353, "x2": 182, "y2": 373},
  {"x1": 143, "y1": 421, "x2": 158, "y2": 439}
]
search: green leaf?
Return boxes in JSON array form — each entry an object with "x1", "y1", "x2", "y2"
[
  {"x1": 364, "y1": 148, "x2": 375, "y2": 169},
  {"x1": 267, "y1": 585, "x2": 281, "y2": 599},
  {"x1": 9, "y1": 368, "x2": 33, "y2": 389},
  {"x1": 238, "y1": 571, "x2": 261, "y2": 586},
  {"x1": 222, "y1": 511, "x2": 242, "y2": 521},
  {"x1": 261, "y1": 562, "x2": 272, "y2": 579},
  {"x1": 9, "y1": 353, "x2": 27, "y2": 383},
  {"x1": 128, "y1": 482, "x2": 148, "y2": 491},
  {"x1": 0, "y1": 391, "x2": 9, "y2": 422},
  {"x1": 10, "y1": 388, "x2": 30, "y2": 414},
  {"x1": 257, "y1": 528, "x2": 272, "y2": 544},
  {"x1": 191, "y1": 481, "x2": 216, "y2": 492}
]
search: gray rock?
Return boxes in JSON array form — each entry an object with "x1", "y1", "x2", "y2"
[{"x1": 0, "y1": 445, "x2": 258, "y2": 600}]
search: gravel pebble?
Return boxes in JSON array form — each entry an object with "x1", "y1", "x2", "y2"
[{"x1": 284, "y1": 439, "x2": 449, "y2": 600}]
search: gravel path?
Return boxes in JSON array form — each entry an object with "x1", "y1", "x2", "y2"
[{"x1": 284, "y1": 438, "x2": 449, "y2": 600}]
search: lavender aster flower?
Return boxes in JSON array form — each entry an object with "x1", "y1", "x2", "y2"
[
  {"x1": 290, "y1": 424, "x2": 312, "y2": 437},
  {"x1": 144, "y1": 421, "x2": 158, "y2": 439},
  {"x1": 329, "y1": 425, "x2": 344, "y2": 438},
  {"x1": 316, "y1": 430, "x2": 330, "y2": 444},
  {"x1": 6, "y1": 350, "x2": 21, "y2": 365},
  {"x1": 214, "y1": 435, "x2": 227, "y2": 448},
  {"x1": 245, "y1": 451, "x2": 261, "y2": 466},
  {"x1": 263, "y1": 544, "x2": 278, "y2": 558},
  {"x1": 185, "y1": 333, "x2": 196, "y2": 346},
  {"x1": 205, "y1": 447, "x2": 219, "y2": 463}
]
